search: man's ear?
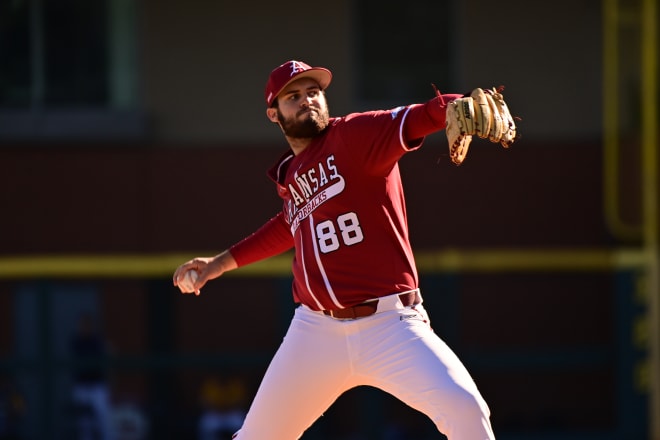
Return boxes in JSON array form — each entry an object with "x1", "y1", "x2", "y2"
[{"x1": 266, "y1": 108, "x2": 279, "y2": 123}]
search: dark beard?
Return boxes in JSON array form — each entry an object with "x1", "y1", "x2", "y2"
[{"x1": 277, "y1": 107, "x2": 330, "y2": 138}]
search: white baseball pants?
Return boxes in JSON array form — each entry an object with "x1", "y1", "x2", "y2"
[{"x1": 233, "y1": 293, "x2": 495, "y2": 440}]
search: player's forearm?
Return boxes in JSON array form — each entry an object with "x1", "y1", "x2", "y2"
[
  {"x1": 229, "y1": 212, "x2": 294, "y2": 268},
  {"x1": 210, "y1": 249, "x2": 238, "y2": 274}
]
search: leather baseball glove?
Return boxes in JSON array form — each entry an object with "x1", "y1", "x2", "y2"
[{"x1": 445, "y1": 86, "x2": 518, "y2": 165}]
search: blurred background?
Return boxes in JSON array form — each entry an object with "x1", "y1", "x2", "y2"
[{"x1": 0, "y1": 0, "x2": 658, "y2": 439}]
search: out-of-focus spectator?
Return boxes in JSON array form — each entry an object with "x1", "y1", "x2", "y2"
[
  {"x1": 70, "y1": 312, "x2": 113, "y2": 440},
  {"x1": 0, "y1": 379, "x2": 24, "y2": 440},
  {"x1": 197, "y1": 376, "x2": 247, "y2": 440}
]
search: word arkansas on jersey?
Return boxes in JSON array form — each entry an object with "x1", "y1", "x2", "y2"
[{"x1": 286, "y1": 154, "x2": 345, "y2": 234}]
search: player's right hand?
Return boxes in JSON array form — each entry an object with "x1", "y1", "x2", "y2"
[
  {"x1": 173, "y1": 257, "x2": 211, "y2": 295},
  {"x1": 172, "y1": 250, "x2": 238, "y2": 296}
]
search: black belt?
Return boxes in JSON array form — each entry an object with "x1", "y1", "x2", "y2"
[{"x1": 322, "y1": 291, "x2": 420, "y2": 320}]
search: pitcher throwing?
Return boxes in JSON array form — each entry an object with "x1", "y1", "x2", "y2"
[{"x1": 173, "y1": 60, "x2": 505, "y2": 439}]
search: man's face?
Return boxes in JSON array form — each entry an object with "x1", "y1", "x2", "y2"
[{"x1": 271, "y1": 77, "x2": 330, "y2": 138}]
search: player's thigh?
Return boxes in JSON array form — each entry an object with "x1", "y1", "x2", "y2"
[
  {"x1": 361, "y1": 306, "x2": 489, "y2": 418},
  {"x1": 237, "y1": 307, "x2": 353, "y2": 439}
]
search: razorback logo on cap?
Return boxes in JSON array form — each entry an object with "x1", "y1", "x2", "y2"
[{"x1": 289, "y1": 61, "x2": 308, "y2": 76}]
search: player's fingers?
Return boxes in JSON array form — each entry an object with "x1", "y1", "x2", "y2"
[
  {"x1": 172, "y1": 265, "x2": 188, "y2": 285},
  {"x1": 172, "y1": 269, "x2": 182, "y2": 286},
  {"x1": 173, "y1": 256, "x2": 214, "y2": 292},
  {"x1": 173, "y1": 260, "x2": 198, "y2": 285},
  {"x1": 192, "y1": 269, "x2": 210, "y2": 294}
]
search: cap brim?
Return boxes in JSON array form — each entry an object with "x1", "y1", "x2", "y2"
[{"x1": 275, "y1": 68, "x2": 332, "y2": 101}]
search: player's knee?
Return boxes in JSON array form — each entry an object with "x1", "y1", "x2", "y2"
[
  {"x1": 443, "y1": 384, "x2": 491, "y2": 420},
  {"x1": 429, "y1": 387, "x2": 493, "y2": 439}
]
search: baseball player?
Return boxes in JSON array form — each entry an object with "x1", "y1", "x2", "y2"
[{"x1": 173, "y1": 60, "x2": 496, "y2": 439}]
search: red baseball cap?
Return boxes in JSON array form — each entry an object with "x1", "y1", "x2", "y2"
[{"x1": 265, "y1": 60, "x2": 332, "y2": 107}]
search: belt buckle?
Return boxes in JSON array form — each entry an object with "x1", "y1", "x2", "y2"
[
  {"x1": 324, "y1": 300, "x2": 378, "y2": 320},
  {"x1": 325, "y1": 309, "x2": 355, "y2": 320},
  {"x1": 336, "y1": 310, "x2": 354, "y2": 320}
]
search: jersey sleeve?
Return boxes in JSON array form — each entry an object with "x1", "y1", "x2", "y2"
[
  {"x1": 228, "y1": 212, "x2": 294, "y2": 268},
  {"x1": 337, "y1": 93, "x2": 462, "y2": 177},
  {"x1": 336, "y1": 108, "x2": 417, "y2": 177},
  {"x1": 403, "y1": 93, "x2": 463, "y2": 142}
]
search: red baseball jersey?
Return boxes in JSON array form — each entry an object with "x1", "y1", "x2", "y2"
[
  {"x1": 229, "y1": 94, "x2": 459, "y2": 311},
  {"x1": 271, "y1": 106, "x2": 425, "y2": 310}
]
